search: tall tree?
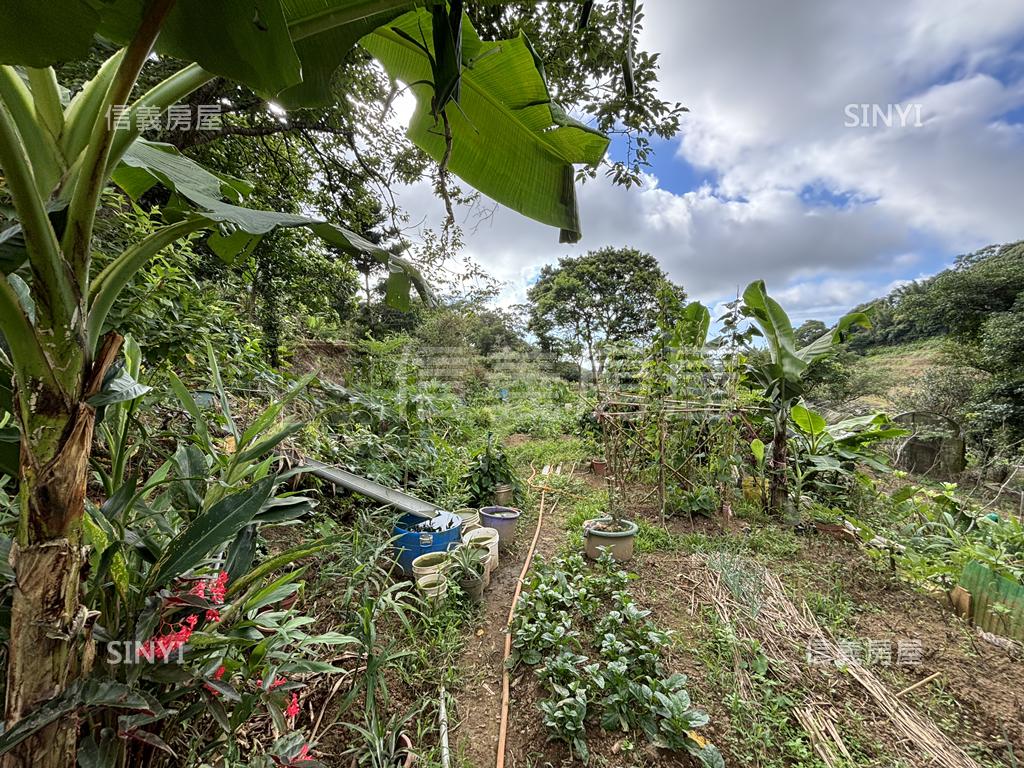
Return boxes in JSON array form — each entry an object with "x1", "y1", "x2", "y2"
[{"x1": 527, "y1": 247, "x2": 680, "y2": 389}]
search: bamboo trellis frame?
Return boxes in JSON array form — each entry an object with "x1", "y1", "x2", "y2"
[{"x1": 589, "y1": 387, "x2": 766, "y2": 523}]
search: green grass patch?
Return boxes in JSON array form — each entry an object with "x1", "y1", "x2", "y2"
[
  {"x1": 675, "y1": 526, "x2": 801, "y2": 560},
  {"x1": 507, "y1": 435, "x2": 590, "y2": 470}
]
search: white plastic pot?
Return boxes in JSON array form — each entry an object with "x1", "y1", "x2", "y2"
[
  {"x1": 416, "y1": 572, "x2": 448, "y2": 601},
  {"x1": 464, "y1": 526, "x2": 499, "y2": 573}
]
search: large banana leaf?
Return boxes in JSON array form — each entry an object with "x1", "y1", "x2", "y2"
[
  {"x1": 111, "y1": 139, "x2": 432, "y2": 306},
  {"x1": 0, "y1": 2, "x2": 608, "y2": 243},
  {"x1": 0, "y1": 0, "x2": 415, "y2": 104},
  {"x1": 797, "y1": 309, "x2": 872, "y2": 363},
  {"x1": 742, "y1": 280, "x2": 804, "y2": 382},
  {"x1": 364, "y1": 10, "x2": 609, "y2": 242}
]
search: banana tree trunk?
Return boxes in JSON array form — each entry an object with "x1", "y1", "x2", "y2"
[
  {"x1": 768, "y1": 408, "x2": 789, "y2": 517},
  {"x1": 2, "y1": 338, "x2": 120, "y2": 768}
]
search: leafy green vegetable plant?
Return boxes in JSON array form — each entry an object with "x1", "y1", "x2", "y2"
[
  {"x1": 511, "y1": 551, "x2": 723, "y2": 766},
  {"x1": 460, "y1": 433, "x2": 518, "y2": 506}
]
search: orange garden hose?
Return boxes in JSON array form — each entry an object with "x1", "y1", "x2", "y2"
[{"x1": 495, "y1": 486, "x2": 554, "y2": 768}]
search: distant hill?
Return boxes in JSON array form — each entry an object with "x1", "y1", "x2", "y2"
[
  {"x1": 840, "y1": 240, "x2": 1024, "y2": 441},
  {"x1": 847, "y1": 240, "x2": 1024, "y2": 352}
]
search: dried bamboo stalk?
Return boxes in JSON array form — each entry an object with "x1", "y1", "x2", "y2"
[{"x1": 690, "y1": 555, "x2": 981, "y2": 768}]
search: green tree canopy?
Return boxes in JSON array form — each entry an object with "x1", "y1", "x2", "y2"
[{"x1": 527, "y1": 247, "x2": 681, "y2": 384}]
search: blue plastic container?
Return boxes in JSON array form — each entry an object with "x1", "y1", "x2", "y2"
[{"x1": 392, "y1": 512, "x2": 462, "y2": 577}]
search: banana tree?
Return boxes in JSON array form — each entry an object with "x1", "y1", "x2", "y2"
[
  {"x1": 741, "y1": 281, "x2": 870, "y2": 517},
  {"x1": 0, "y1": 2, "x2": 608, "y2": 763},
  {"x1": 788, "y1": 404, "x2": 907, "y2": 508}
]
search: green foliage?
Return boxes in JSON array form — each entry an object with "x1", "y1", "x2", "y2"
[
  {"x1": 844, "y1": 241, "x2": 1024, "y2": 449},
  {"x1": 852, "y1": 480, "x2": 1024, "y2": 589},
  {"x1": 694, "y1": 615, "x2": 828, "y2": 768},
  {"x1": 850, "y1": 241, "x2": 1024, "y2": 350},
  {"x1": 787, "y1": 405, "x2": 906, "y2": 505},
  {"x1": 527, "y1": 247, "x2": 682, "y2": 376},
  {"x1": 459, "y1": 434, "x2": 518, "y2": 506},
  {"x1": 469, "y1": 1, "x2": 685, "y2": 188},
  {"x1": 741, "y1": 280, "x2": 872, "y2": 406},
  {"x1": 511, "y1": 552, "x2": 722, "y2": 766},
  {"x1": 23, "y1": 354, "x2": 368, "y2": 764},
  {"x1": 741, "y1": 281, "x2": 871, "y2": 515},
  {"x1": 447, "y1": 541, "x2": 486, "y2": 581}
]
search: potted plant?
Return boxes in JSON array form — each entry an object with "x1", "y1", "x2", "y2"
[
  {"x1": 449, "y1": 544, "x2": 487, "y2": 602},
  {"x1": 582, "y1": 495, "x2": 638, "y2": 563},
  {"x1": 460, "y1": 433, "x2": 518, "y2": 506}
]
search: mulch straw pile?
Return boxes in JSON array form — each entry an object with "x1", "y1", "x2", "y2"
[{"x1": 687, "y1": 553, "x2": 981, "y2": 768}]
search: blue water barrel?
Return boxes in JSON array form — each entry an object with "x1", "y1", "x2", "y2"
[{"x1": 392, "y1": 512, "x2": 462, "y2": 577}]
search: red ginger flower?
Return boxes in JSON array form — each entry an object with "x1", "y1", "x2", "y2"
[
  {"x1": 257, "y1": 675, "x2": 287, "y2": 690},
  {"x1": 190, "y1": 572, "x2": 228, "y2": 622},
  {"x1": 138, "y1": 614, "x2": 198, "y2": 660},
  {"x1": 210, "y1": 571, "x2": 229, "y2": 603},
  {"x1": 285, "y1": 691, "x2": 300, "y2": 719},
  {"x1": 204, "y1": 665, "x2": 227, "y2": 695}
]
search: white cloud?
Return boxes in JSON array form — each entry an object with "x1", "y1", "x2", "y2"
[{"x1": 392, "y1": 1, "x2": 1024, "y2": 322}]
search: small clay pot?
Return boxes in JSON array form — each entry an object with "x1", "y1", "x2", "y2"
[
  {"x1": 591, "y1": 457, "x2": 609, "y2": 476},
  {"x1": 398, "y1": 732, "x2": 416, "y2": 767}
]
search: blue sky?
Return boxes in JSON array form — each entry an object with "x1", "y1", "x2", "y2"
[{"x1": 397, "y1": 1, "x2": 1024, "y2": 325}]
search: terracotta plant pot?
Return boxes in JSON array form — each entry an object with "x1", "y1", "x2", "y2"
[
  {"x1": 492, "y1": 483, "x2": 514, "y2": 505},
  {"x1": 591, "y1": 457, "x2": 608, "y2": 476},
  {"x1": 398, "y1": 732, "x2": 416, "y2": 767},
  {"x1": 582, "y1": 517, "x2": 638, "y2": 562}
]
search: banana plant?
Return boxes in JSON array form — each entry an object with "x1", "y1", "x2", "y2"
[
  {"x1": 0, "y1": 2, "x2": 609, "y2": 763},
  {"x1": 741, "y1": 281, "x2": 871, "y2": 517},
  {"x1": 788, "y1": 404, "x2": 907, "y2": 507}
]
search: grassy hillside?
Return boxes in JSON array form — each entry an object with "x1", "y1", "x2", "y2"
[{"x1": 852, "y1": 338, "x2": 946, "y2": 412}]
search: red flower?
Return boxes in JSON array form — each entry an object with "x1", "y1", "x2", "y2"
[
  {"x1": 285, "y1": 691, "x2": 300, "y2": 719},
  {"x1": 294, "y1": 744, "x2": 314, "y2": 763},
  {"x1": 257, "y1": 675, "x2": 288, "y2": 690},
  {"x1": 210, "y1": 571, "x2": 229, "y2": 603},
  {"x1": 204, "y1": 665, "x2": 228, "y2": 695},
  {"x1": 138, "y1": 614, "x2": 198, "y2": 660},
  {"x1": 188, "y1": 572, "x2": 228, "y2": 623}
]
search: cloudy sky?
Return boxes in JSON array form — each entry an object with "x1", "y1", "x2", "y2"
[{"x1": 394, "y1": 0, "x2": 1024, "y2": 323}]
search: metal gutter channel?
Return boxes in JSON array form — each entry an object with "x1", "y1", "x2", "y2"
[{"x1": 302, "y1": 458, "x2": 440, "y2": 519}]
